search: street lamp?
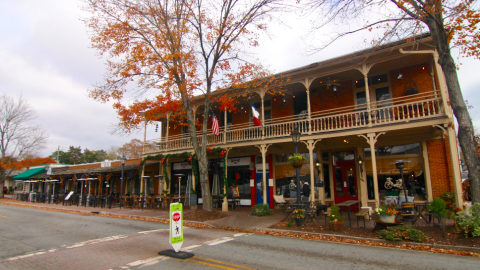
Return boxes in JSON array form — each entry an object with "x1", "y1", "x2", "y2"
[
  {"x1": 120, "y1": 155, "x2": 127, "y2": 197},
  {"x1": 390, "y1": 160, "x2": 411, "y2": 203},
  {"x1": 291, "y1": 128, "x2": 302, "y2": 203}
]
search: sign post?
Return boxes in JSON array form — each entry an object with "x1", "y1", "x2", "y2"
[
  {"x1": 158, "y1": 202, "x2": 194, "y2": 259},
  {"x1": 169, "y1": 203, "x2": 183, "y2": 252}
]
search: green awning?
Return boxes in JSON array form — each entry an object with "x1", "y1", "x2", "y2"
[{"x1": 12, "y1": 167, "x2": 46, "y2": 180}]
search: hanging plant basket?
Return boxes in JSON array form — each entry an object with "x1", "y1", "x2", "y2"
[
  {"x1": 289, "y1": 160, "x2": 306, "y2": 168},
  {"x1": 403, "y1": 79, "x2": 419, "y2": 96}
]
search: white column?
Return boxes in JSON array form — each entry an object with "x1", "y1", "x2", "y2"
[
  {"x1": 357, "y1": 146, "x2": 368, "y2": 207},
  {"x1": 421, "y1": 140, "x2": 434, "y2": 202},
  {"x1": 446, "y1": 127, "x2": 464, "y2": 207},
  {"x1": 359, "y1": 132, "x2": 384, "y2": 208}
]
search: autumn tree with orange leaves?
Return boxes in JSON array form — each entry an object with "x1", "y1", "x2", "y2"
[
  {"x1": 303, "y1": 0, "x2": 480, "y2": 204},
  {"x1": 83, "y1": 0, "x2": 287, "y2": 210},
  {"x1": 0, "y1": 94, "x2": 52, "y2": 197}
]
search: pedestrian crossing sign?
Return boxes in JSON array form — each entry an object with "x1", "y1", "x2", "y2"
[{"x1": 169, "y1": 203, "x2": 183, "y2": 252}]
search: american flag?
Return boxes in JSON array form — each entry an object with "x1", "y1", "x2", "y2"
[{"x1": 211, "y1": 111, "x2": 220, "y2": 136}]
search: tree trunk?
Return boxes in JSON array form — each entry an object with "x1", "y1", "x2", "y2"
[
  {"x1": 426, "y1": 15, "x2": 480, "y2": 204},
  {"x1": 183, "y1": 97, "x2": 213, "y2": 211}
]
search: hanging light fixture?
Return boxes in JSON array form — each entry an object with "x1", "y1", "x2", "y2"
[
  {"x1": 282, "y1": 97, "x2": 286, "y2": 103},
  {"x1": 397, "y1": 71, "x2": 403, "y2": 80}
]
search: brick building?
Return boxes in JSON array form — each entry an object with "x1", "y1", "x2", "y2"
[{"x1": 140, "y1": 35, "x2": 463, "y2": 210}]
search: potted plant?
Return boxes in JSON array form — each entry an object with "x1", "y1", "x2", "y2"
[
  {"x1": 293, "y1": 208, "x2": 305, "y2": 226},
  {"x1": 375, "y1": 203, "x2": 398, "y2": 223},
  {"x1": 328, "y1": 205, "x2": 345, "y2": 231},
  {"x1": 288, "y1": 154, "x2": 307, "y2": 168}
]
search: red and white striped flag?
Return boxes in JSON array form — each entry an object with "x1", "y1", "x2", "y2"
[{"x1": 211, "y1": 111, "x2": 220, "y2": 136}]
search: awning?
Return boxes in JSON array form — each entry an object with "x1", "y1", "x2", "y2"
[{"x1": 12, "y1": 167, "x2": 46, "y2": 180}]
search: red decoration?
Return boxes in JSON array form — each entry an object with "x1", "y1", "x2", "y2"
[
  {"x1": 83, "y1": 188, "x2": 86, "y2": 192},
  {"x1": 220, "y1": 150, "x2": 226, "y2": 158},
  {"x1": 161, "y1": 158, "x2": 166, "y2": 165},
  {"x1": 188, "y1": 156, "x2": 193, "y2": 164}
]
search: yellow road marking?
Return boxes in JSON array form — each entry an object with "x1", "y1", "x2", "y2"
[{"x1": 187, "y1": 256, "x2": 256, "y2": 270}]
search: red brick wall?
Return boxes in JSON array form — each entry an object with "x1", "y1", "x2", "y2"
[
  {"x1": 427, "y1": 137, "x2": 454, "y2": 197},
  {"x1": 272, "y1": 96, "x2": 294, "y2": 118},
  {"x1": 233, "y1": 108, "x2": 249, "y2": 125},
  {"x1": 311, "y1": 80, "x2": 354, "y2": 113},
  {"x1": 390, "y1": 63, "x2": 433, "y2": 99}
]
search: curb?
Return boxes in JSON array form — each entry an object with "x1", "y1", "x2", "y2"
[{"x1": 259, "y1": 227, "x2": 480, "y2": 253}]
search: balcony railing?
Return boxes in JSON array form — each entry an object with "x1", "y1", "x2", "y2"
[{"x1": 144, "y1": 91, "x2": 444, "y2": 154}]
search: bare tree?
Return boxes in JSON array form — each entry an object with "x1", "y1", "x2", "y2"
[
  {"x1": 303, "y1": 0, "x2": 480, "y2": 204},
  {"x1": 0, "y1": 94, "x2": 49, "y2": 196}
]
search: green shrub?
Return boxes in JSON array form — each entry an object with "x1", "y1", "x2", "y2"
[
  {"x1": 287, "y1": 220, "x2": 293, "y2": 228},
  {"x1": 428, "y1": 197, "x2": 447, "y2": 217},
  {"x1": 251, "y1": 204, "x2": 273, "y2": 216},
  {"x1": 457, "y1": 203, "x2": 480, "y2": 238},
  {"x1": 377, "y1": 225, "x2": 428, "y2": 242}
]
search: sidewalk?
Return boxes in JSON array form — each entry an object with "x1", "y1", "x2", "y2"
[{"x1": 0, "y1": 195, "x2": 284, "y2": 230}]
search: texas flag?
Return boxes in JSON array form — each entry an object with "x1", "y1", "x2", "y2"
[{"x1": 250, "y1": 102, "x2": 261, "y2": 126}]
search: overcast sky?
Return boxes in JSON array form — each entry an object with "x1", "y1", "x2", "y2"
[{"x1": 1, "y1": 0, "x2": 479, "y2": 158}]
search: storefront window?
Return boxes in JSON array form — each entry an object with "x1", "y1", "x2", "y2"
[
  {"x1": 323, "y1": 164, "x2": 330, "y2": 198},
  {"x1": 365, "y1": 143, "x2": 426, "y2": 201}
]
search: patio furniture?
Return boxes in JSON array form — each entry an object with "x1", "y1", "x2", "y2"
[
  {"x1": 356, "y1": 208, "x2": 371, "y2": 228},
  {"x1": 336, "y1": 200, "x2": 360, "y2": 227},
  {"x1": 400, "y1": 202, "x2": 415, "y2": 224},
  {"x1": 273, "y1": 195, "x2": 288, "y2": 209},
  {"x1": 414, "y1": 202, "x2": 432, "y2": 225}
]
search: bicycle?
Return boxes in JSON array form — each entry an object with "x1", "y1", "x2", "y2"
[{"x1": 384, "y1": 177, "x2": 403, "y2": 189}]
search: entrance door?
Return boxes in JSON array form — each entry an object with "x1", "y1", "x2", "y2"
[
  {"x1": 256, "y1": 173, "x2": 269, "y2": 205},
  {"x1": 333, "y1": 160, "x2": 358, "y2": 210}
]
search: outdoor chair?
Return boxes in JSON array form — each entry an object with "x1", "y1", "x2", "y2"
[
  {"x1": 88, "y1": 195, "x2": 97, "y2": 208},
  {"x1": 400, "y1": 202, "x2": 415, "y2": 224},
  {"x1": 133, "y1": 195, "x2": 141, "y2": 209},
  {"x1": 356, "y1": 208, "x2": 371, "y2": 228},
  {"x1": 273, "y1": 195, "x2": 288, "y2": 210}
]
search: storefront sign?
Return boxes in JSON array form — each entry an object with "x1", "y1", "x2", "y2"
[
  {"x1": 169, "y1": 203, "x2": 183, "y2": 252},
  {"x1": 173, "y1": 162, "x2": 192, "y2": 170},
  {"x1": 220, "y1": 157, "x2": 250, "y2": 167}
]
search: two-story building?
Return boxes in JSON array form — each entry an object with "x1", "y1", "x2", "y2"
[{"x1": 141, "y1": 35, "x2": 464, "y2": 210}]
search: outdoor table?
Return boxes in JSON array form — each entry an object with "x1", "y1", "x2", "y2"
[
  {"x1": 336, "y1": 200, "x2": 360, "y2": 227},
  {"x1": 414, "y1": 202, "x2": 431, "y2": 225}
]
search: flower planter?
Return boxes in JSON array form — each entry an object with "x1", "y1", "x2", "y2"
[
  {"x1": 328, "y1": 221, "x2": 344, "y2": 231},
  {"x1": 379, "y1": 214, "x2": 396, "y2": 223},
  {"x1": 295, "y1": 217, "x2": 305, "y2": 226},
  {"x1": 289, "y1": 160, "x2": 305, "y2": 168}
]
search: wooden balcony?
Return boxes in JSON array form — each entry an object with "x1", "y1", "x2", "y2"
[{"x1": 144, "y1": 91, "x2": 445, "y2": 154}]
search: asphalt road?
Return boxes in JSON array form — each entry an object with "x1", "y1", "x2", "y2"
[{"x1": 1, "y1": 204, "x2": 479, "y2": 270}]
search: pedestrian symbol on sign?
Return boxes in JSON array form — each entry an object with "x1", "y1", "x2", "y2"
[{"x1": 169, "y1": 203, "x2": 183, "y2": 252}]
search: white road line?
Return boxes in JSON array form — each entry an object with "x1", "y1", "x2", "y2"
[
  {"x1": 204, "y1": 237, "x2": 235, "y2": 246},
  {"x1": 126, "y1": 256, "x2": 168, "y2": 267},
  {"x1": 181, "y1": 245, "x2": 202, "y2": 252},
  {"x1": 137, "y1": 229, "x2": 168, "y2": 234},
  {"x1": 234, "y1": 233, "x2": 251, "y2": 237},
  {"x1": 8, "y1": 251, "x2": 46, "y2": 261},
  {"x1": 66, "y1": 235, "x2": 128, "y2": 249}
]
